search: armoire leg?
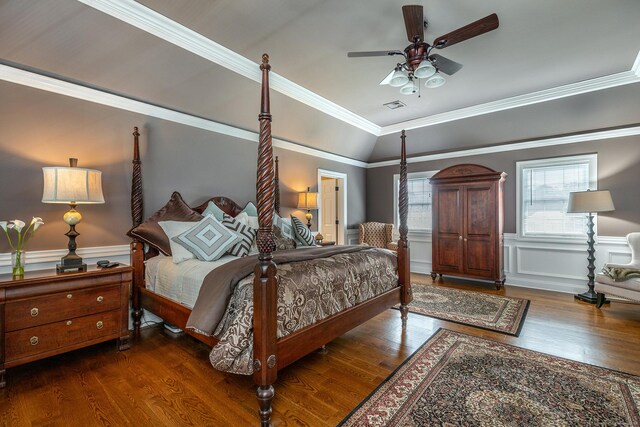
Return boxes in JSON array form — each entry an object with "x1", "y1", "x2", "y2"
[
  {"x1": 494, "y1": 279, "x2": 504, "y2": 290},
  {"x1": 430, "y1": 272, "x2": 437, "y2": 282},
  {"x1": 257, "y1": 385, "x2": 274, "y2": 427}
]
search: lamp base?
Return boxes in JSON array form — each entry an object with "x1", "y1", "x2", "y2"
[
  {"x1": 574, "y1": 289, "x2": 609, "y2": 305},
  {"x1": 56, "y1": 259, "x2": 87, "y2": 273}
]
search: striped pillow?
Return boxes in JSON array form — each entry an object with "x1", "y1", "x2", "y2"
[
  {"x1": 172, "y1": 214, "x2": 240, "y2": 261},
  {"x1": 222, "y1": 213, "x2": 257, "y2": 257},
  {"x1": 291, "y1": 215, "x2": 315, "y2": 246}
]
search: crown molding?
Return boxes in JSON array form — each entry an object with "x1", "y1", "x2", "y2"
[
  {"x1": 0, "y1": 63, "x2": 368, "y2": 168},
  {"x1": 76, "y1": 1, "x2": 640, "y2": 139},
  {"x1": 379, "y1": 69, "x2": 640, "y2": 136},
  {"x1": 368, "y1": 125, "x2": 640, "y2": 168},
  {"x1": 76, "y1": 0, "x2": 381, "y2": 136}
]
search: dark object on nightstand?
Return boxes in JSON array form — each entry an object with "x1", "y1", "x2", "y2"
[
  {"x1": 97, "y1": 260, "x2": 120, "y2": 268},
  {"x1": 0, "y1": 265, "x2": 132, "y2": 388}
]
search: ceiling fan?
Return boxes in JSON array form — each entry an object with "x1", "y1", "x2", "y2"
[{"x1": 347, "y1": 5, "x2": 499, "y2": 95}]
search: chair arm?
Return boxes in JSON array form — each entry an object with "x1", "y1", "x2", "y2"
[{"x1": 386, "y1": 242, "x2": 398, "y2": 251}]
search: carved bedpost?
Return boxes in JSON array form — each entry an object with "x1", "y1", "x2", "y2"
[
  {"x1": 398, "y1": 130, "x2": 412, "y2": 328},
  {"x1": 253, "y1": 53, "x2": 278, "y2": 427},
  {"x1": 130, "y1": 126, "x2": 144, "y2": 334},
  {"x1": 274, "y1": 156, "x2": 280, "y2": 216}
]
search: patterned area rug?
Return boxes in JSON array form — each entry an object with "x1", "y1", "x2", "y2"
[
  {"x1": 340, "y1": 329, "x2": 640, "y2": 426},
  {"x1": 401, "y1": 284, "x2": 530, "y2": 336}
]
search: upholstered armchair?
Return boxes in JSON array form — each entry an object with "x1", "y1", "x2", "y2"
[
  {"x1": 358, "y1": 222, "x2": 398, "y2": 251},
  {"x1": 595, "y1": 232, "x2": 640, "y2": 307}
]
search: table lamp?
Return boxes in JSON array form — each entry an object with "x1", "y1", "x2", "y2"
[
  {"x1": 42, "y1": 158, "x2": 104, "y2": 272},
  {"x1": 567, "y1": 189, "x2": 615, "y2": 303},
  {"x1": 297, "y1": 187, "x2": 318, "y2": 229}
]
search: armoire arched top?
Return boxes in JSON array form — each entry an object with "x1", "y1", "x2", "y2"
[{"x1": 430, "y1": 163, "x2": 507, "y2": 183}]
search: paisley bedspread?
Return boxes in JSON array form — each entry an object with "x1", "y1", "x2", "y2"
[{"x1": 208, "y1": 247, "x2": 399, "y2": 374}]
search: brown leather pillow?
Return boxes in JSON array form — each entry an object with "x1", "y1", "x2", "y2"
[{"x1": 127, "y1": 191, "x2": 203, "y2": 255}]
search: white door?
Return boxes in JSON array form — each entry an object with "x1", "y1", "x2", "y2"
[{"x1": 321, "y1": 178, "x2": 337, "y2": 242}]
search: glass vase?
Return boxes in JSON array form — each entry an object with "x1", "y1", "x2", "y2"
[{"x1": 12, "y1": 250, "x2": 25, "y2": 278}]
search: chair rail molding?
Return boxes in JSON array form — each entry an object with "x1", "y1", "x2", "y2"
[{"x1": 0, "y1": 245, "x2": 130, "y2": 275}]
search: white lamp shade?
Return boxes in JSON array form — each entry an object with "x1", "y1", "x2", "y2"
[
  {"x1": 42, "y1": 166, "x2": 105, "y2": 204},
  {"x1": 414, "y1": 60, "x2": 436, "y2": 79},
  {"x1": 400, "y1": 79, "x2": 417, "y2": 95},
  {"x1": 425, "y1": 72, "x2": 445, "y2": 88},
  {"x1": 389, "y1": 70, "x2": 409, "y2": 87},
  {"x1": 567, "y1": 190, "x2": 614, "y2": 213},
  {"x1": 297, "y1": 191, "x2": 318, "y2": 209}
]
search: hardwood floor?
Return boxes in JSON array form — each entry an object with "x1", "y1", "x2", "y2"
[{"x1": 2, "y1": 274, "x2": 639, "y2": 426}]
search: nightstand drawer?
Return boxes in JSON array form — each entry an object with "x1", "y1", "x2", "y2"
[
  {"x1": 5, "y1": 285, "x2": 121, "y2": 331},
  {"x1": 5, "y1": 310, "x2": 120, "y2": 361}
]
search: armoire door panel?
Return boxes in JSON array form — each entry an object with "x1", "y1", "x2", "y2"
[
  {"x1": 464, "y1": 239, "x2": 494, "y2": 277},
  {"x1": 465, "y1": 185, "x2": 494, "y2": 237},
  {"x1": 436, "y1": 237, "x2": 462, "y2": 272},
  {"x1": 437, "y1": 188, "x2": 461, "y2": 235}
]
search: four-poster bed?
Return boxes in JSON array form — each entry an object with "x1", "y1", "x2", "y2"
[{"x1": 128, "y1": 54, "x2": 412, "y2": 426}]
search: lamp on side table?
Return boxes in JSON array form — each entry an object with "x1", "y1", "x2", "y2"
[
  {"x1": 567, "y1": 189, "x2": 615, "y2": 304},
  {"x1": 42, "y1": 158, "x2": 105, "y2": 273}
]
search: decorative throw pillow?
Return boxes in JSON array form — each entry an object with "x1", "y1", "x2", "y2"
[
  {"x1": 236, "y1": 212, "x2": 260, "y2": 230},
  {"x1": 202, "y1": 201, "x2": 226, "y2": 222},
  {"x1": 127, "y1": 191, "x2": 203, "y2": 255},
  {"x1": 291, "y1": 215, "x2": 315, "y2": 246},
  {"x1": 221, "y1": 213, "x2": 257, "y2": 257},
  {"x1": 273, "y1": 214, "x2": 295, "y2": 239},
  {"x1": 240, "y1": 202, "x2": 258, "y2": 218},
  {"x1": 158, "y1": 220, "x2": 201, "y2": 263},
  {"x1": 273, "y1": 225, "x2": 297, "y2": 251},
  {"x1": 172, "y1": 214, "x2": 241, "y2": 261}
]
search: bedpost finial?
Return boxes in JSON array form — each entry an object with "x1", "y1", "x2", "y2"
[
  {"x1": 260, "y1": 53, "x2": 271, "y2": 71},
  {"x1": 133, "y1": 126, "x2": 140, "y2": 137}
]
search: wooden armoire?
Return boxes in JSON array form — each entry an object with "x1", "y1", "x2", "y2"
[{"x1": 430, "y1": 164, "x2": 507, "y2": 289}]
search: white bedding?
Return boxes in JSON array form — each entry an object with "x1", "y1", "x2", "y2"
[{"x1": 145, "y1": 254, "x2": 239, "y2": 308}]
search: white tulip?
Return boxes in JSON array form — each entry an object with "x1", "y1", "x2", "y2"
[
  {"x1": 0, "y1": 221, "x2": 7, "y2": 232},
  {"x1": 11, "y1": 219, "x2": 25, "y2": 232}
]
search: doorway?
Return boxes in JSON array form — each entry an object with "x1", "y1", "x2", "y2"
[{"x1": 317, "y1": 169, "x2": 347, "y2": 245}]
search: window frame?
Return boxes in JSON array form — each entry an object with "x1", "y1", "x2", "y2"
[
  {"x1": 516, "y1": 154, "x2": 598, "y2": 242},
  {"x1": 393, "y1": 170, "x2": 438, "y2": 233}
]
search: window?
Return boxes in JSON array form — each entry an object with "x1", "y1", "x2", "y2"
[
  {"x1": 394, "y1": 171, "x2": 437, "y2": 232},
  {"x1": 517, "y1": 154, "x2": 597, "y2": 238}
]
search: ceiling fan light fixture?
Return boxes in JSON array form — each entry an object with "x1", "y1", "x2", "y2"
[
  {"x1": 425, "y1": 72, "x2": 446, "y2": 88},
  {"x1": 414, "y1": 59, "x2": 436, "y2": 79},
  {"x1": 399, "y1": 79, "x2": 418, "y2": 95},
  {"x1": 389, "y1": 69, "x2": 409, "y2": 87}
]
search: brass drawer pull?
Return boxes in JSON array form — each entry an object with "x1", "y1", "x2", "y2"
[
  {"x1": 30, "y1": 336, "x2": 39, "y2": 346},
  {"x1": 66, "y1": 320, "x2": 72, "y2": 326},
  {"x1": 96, "y1": 296, "x2": 104, "y2": 303},
  {"x1": 96, "y1": 321, "x2": 104, "y2": 330},
  {"x1": 67, "y1": 294, "x2": 73, "y2": 299},
  {"x1": 31, "y1": 307, "x2": 39, "y2": 317}
]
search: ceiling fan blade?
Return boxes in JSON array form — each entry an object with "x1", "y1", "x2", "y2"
[
  {"x1": 347, "y1": 50, "x2": 404, "y2": 58},
  {"x1": 379, "y1": 69, "x2": 396, "y2": 85},
  {"x1": 402, "y1": 5, "x2": 424, "y2": 42},
  {"x1": 429, "y1": 54, "x2": 463, "y2": 75},
  {"x1": 433, "y1": 13, "x2": 499, "y2": 49}
]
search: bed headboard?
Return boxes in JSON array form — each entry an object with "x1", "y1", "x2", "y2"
[{"x1": 192, "y1": 197, "x2": 244, "y2": 216}]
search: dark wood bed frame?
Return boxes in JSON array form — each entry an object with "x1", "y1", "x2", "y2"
[{"x1": 129, "y1": 54, "x2": 412, "y2": 426}]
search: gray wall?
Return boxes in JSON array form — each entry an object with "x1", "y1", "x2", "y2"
[
  {"x1": 367, "y1": 135, "x2": 640, "y2": 237},
  {"x1": 0, "y1": 82, "x2": 366, "y2": 253}
]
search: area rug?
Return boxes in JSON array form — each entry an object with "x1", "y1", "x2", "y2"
[
  {"x1": 399, "y1": 284, "x2": 530, "y2": 336},
  {"x1": 340, "y1": 329, "x2": 640, "y2": 426}
]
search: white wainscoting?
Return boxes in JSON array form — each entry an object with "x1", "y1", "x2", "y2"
[
  {"x1": 0, "y1": 244, "x2": 131, "y2": 275},
  {"x1": 346, "y1": 228, "x2": 359, "y2": 245},
  {"x1": 406, "y1": 232, "x2": 632, "y2": 294}
]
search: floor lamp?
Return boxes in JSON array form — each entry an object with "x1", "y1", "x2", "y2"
[{"x1": 567, "y1": 189, "x2": 615, "y2": 304}]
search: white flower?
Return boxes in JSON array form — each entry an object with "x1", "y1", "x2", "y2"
[
  {"x1": 11, "y1": 219, "x2": 25, "y2": 232},
  {"x1": 0, "y1": 221, "x2": 7, "y2": 232},
  {"x1": 32, "y1": 217, "x2": 44, "y2": 231}
]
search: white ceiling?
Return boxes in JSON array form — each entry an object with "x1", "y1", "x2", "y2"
[{"x1": 0, "y1": 0, "x2": 639, "y2": 162}]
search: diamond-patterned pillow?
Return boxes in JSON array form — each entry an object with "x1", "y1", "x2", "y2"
[
  {"x1": 172, "y1": 214, "x2": 241, "y2": 261},
  {"x1": 291, "y1": 215, "x2": 315, "y2": 246},
  {"x1": 273, "y1": 213, "x2": 295, "y2": 240},
  {"x1": 221, "y1": 213, "x2": 257, "y2": 257}
]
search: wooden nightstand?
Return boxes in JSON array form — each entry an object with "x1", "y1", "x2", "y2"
[{"x1": 0, "y1": 265, "x2": 132, "y2": 388}]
